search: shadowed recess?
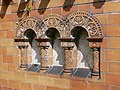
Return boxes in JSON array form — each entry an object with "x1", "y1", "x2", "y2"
[
  {"x1": 63, "y1": 0, "x2": 75, "y2": 11},
  {"x1": 0, "y1": 0, "x2": 13, "y2": 18},
  {"x1": 38, "y1": 0, "x2": 50, "y2": 15},
  {"x1": 17, "y1": 0, "x2": 30, "y2": 18},
  {"x1": 71, "y1": 26, "x2": 93, "y2": 69},
  {"x1": 93, "y1": 0, "x2": 106, "y2": 9}
]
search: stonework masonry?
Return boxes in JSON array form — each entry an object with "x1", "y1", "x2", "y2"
[{"x1": 0, "y1": 0, "x2": 120, "y2": 90}]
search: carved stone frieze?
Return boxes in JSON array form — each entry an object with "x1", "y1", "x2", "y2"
[
  {"x1": 67, "y1": 11, "x2": 103, "y2": 37},
  {"x1": 41, "y1": 14, "x2": 67, "y2": 38},
  {"x1": 16, "y1": 17, "x2": 41, "y2": 39}
]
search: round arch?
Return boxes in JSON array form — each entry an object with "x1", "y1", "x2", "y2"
[
  {"x1": 66, "y1": 11, "x2": 103, "y2": 38},
  {"x1": 16, "y1": 17, "x2": 41, "y2": 39},
  {"x1": 40, "y1": 14, "x2": 66, "y2": 38}
]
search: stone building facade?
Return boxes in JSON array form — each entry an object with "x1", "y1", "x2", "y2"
[{"x1": 0, "y1": 0, "x2": 120, "y2": 90}]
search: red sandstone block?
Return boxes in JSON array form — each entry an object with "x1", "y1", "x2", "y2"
[
  {"x1": 91, "y1": 2, "x2": 103, "y2": 14},
  {"x1": 1, "y1": 63, "x2": 8, "y2": 71},
  {"x1": 108, "y1": 14, "x2": 120, "y2": 25},
  {"x1": 95, "y1": 14, "x2": 107, "y2": 25},
  {"x1": 7, "y1": 31, "x2": 15, "y2": 38},
  {"x1": 105, "y1": 74, "x2": 120, "y2": 86},
  {"x1": 19, "y1": 82, "x2": 32, "y2": 90},
  {"x1": 13, "y1": 72, "x2": 25, "y2": 82},
  {"x1": 74, "y1": 0, "x2": 88, "y2": 4},
  {"x1": 2, "y1": 87, "x2": 13, "y2": 90},
  {"x1": 3, "y1": 55, "x2": 13, "y2": 63},
  {"x1": 103, "y1": 25, "x2": 120, "y2": 36},
  {"x1": 3, "y1": 39, "x2": 14, "y2": 47},
  {"x1": 70, "y1": 80, "x2": 87, "y2": 90},
  {"x1": 42, "y1": 9, "x2": 52, "y2": 18},
  {"x1": 46, "y1": 86, "x2": 60, "y2": 90},
  {"x1": 0, "y1": 55, "x2": 3, "y2": 62},
  {"x1": 110, "y1": 85, "x2": 120, "y2": 90},
  {"x1": 7, "y1": 63, "x2": 17, "y2": 72},
  {"x1": 100, "y1": 61, "x2": 109, "y2": 73},
  {"x1": 104, "y1": 1, "x2": 120, "y2": 13},
  {"x1": 52, "y1": 8, "x2": 61, "y2": 15},
  {"x1": 0, "y1": 47, "x2": 4, "y2": 55},
  {"x1": 3, "y1": 14, "x2": 16, "y2": 22},
  {"x1": 33, "y1": 84, "x2": 46, "y2": 90},
  {"x1": 1, "y1": 22, "x2": 12, "y2": 30},
  {"x1": 53, "y1": 78, "x2": 70, "y2": 89},
  {"x1": 0, "y1": 79, "x2": 8, "y2": 87},
  {"x1": 61, "y1": 5, "x2": 78, "y2": 17},
  {"x1": 30, "y1": 10, "x2": 42, "y2": 18},
  {"x1": 109, "y1": 62, "x2": 120, "y2": 74},
  {"x1": 0, "y1": 31, "x2": 7, "y2": 38},
  {"x1": 48, "y1": 0, "x2": 58, "y2": 8},
  {"x1": 25, "y1": 74, "x2": 39, "y2": 84},
  {"x1": 109, "y1": 38, "x2": 120, "y2": 49},
  {"x1": 89, "y1": 82, "x2": 109, "y2": 90},
  {"x1": 79, "y1": 4, "x2": 90, "y2": 12},
  {"x1": 105, "y1": 49, "x2": 120, "y2": 61},
  {"x1": 101, "y1": 37, "x2": 109, "y2": 49},
  {"x1": 8, "y1": 80, "x2": 19, "y2": 89},
  {"x1": 58, "y1": 0, "x2": 65, "y2": 6}
]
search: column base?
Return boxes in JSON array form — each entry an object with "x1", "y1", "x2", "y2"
[
  {"x1": 64, "y1": 68, "x2": 73, "y2": 73},
  {"x1": 40, "y1": 66, "x2": 49, "y2": 70},
  {"x1": 20, "y1": 64, "x2": 28, "y2": 68}
]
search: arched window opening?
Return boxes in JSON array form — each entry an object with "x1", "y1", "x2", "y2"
[
  {"x1": 71, "y1": 26, "x2": 93, "y2": 69},
  {"x1": 24, "y1": 29, "x2": 41, "y2": 65},
  {"x1": 46, "y1": 28, "x2": 64, "y2": 66}
]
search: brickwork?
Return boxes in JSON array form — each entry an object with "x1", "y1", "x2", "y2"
[{"x1": 0, "y1": 0, "x2": 120, "y2": 90}]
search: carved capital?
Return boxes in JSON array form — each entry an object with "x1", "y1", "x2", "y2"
[{"x1": 89, "y1": 42, "x2": 101, "y2": 48}]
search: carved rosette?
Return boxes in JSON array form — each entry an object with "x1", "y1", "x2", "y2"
[
  {"x1": 67, "y1": 11, "x2": 103, "y2": 37},
  {"x1": 16, "y1": 17, "x2": 41, "y2": 39},
  {"x1": 42, "y1": 14, "x2": 68, "y2": 38}
]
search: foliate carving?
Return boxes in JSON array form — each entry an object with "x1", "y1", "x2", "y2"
[
  {"x1": 61, "y1": 42, "x2": 74, "y2": 72},
  {"x1": 42, "y1": 14, "x2": 67, "y2": 38},
  {"x1": 39, "y1": 43, "x2": 49, "y2": 68},
  {"x1": 87, "y1": 22, "x2": 98, "y2": 36},
  {"x1": 16, "y1": 17, "x2": 41, "y2": 39},
  {"x1": 18, "y1": 44, "x2": 28, "y2": 68},
  {"x1": 93, "y1": 48, "x2": 100, "y2": 74},
  {"x1": 67, "y1": 11, "x2": 103, "y2": 37},
  {"x1": 64, "y1": 49, "x2": 73, "y2": 69}
]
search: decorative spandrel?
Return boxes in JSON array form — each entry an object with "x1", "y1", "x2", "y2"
[
  {"x1": 16, "y1": 17, "x2": 41, "y2": 39},
  {"x1": 67, "y1": 11, "x2": 103, "y2": 37}
]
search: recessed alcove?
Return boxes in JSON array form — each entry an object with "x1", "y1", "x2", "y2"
[
  {"x1": 70, "y1": 26, "x2": 93, "y2": 78},
  {"x1": 24, "y1": 29, "x2": 41, "y2": 67},
  {"x1": 45, "y1": 28, "x2": 64, "y2": 66}
]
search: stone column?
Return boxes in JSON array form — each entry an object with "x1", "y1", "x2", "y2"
[
  {"x1": 92, "y1": 47, "x2": 100, "y2": 75},
  {"x1": 61, "y1": 42, "x2": 74, "y2": 73},
  {"x1": 87, "y1": 37, "x2": 103, "y2": 78},
  {"x1": 18, "y1": 45, "x2": 28, "y2": 69},
  {"x1": 89, "y1": 42, "x2": 100, "y2": 76},
  {"x1": 39, "y1": 42, "x2": 49, "y2": 70}
]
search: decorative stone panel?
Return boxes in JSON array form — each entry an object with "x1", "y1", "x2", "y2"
[{"x1": 66, "y1": 11, "x2": 103, "y2": 37}]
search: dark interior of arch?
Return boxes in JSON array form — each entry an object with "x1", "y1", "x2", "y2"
[
  {"x1": 71, "y1": 26, "x2": 93, "y2": 69},
  {"x1": 24, "y1": 29, "x2": 36, "y2": 39},
  {"x1": 45, "y1": 28, "x2": 64, "y2": 66},
  {"x1": 24, "y1": 29, "x2": 41, "y2": 72}
]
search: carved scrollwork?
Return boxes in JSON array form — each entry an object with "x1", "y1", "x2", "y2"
[
  {"x1": 16, "y1": 17, "x2": 41, "y2": 39},
  {"x1": 67, "y1": 11, "x2": 103, "y2": 37},
  {"x1": 87, "y1": 22, "x2": 98, "y2": 36},
  {"x1": 42, "y1": 14, "x2": 67, "y2": 38}
]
